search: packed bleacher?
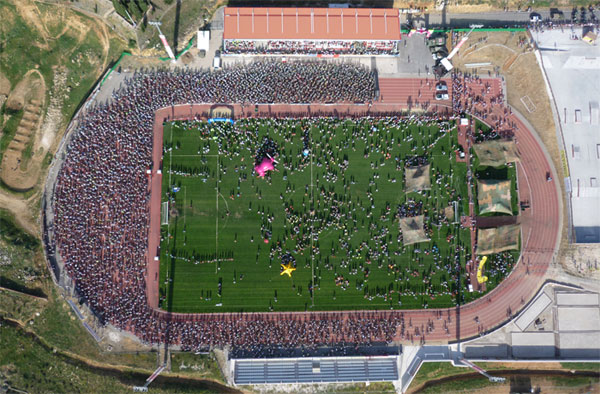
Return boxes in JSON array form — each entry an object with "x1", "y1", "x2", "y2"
[
  {"x1": 223, "y1": 39, "x2": 399, "y2": 55},
  {"x1": 50, "y1": 61, "x2": 420, "y2": 352}
]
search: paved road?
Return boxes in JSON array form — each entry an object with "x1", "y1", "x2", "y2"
[{"x1": 406, "y1": 7, "x2": 597, "y2": 29}]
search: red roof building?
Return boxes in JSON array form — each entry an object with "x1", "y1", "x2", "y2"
[{"x1": 222, "y1": 7, "x2": 401, "y2": 55}]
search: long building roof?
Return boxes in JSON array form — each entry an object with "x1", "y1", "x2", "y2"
[
  {"x1": 223, "y1": 7, "x2": 401, "y2": 41},
  {"x1": 233, "y1": 356, "x2": 398, "y2": 384}
]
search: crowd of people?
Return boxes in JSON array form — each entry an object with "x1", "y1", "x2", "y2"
[
  {"x1": 451, "y1": 70, "x2": 515, "y2": 142},
  {"x1": 49, "y1": 62, "x2": 439, "y2": 352},
  {"x1": 223, "y1": 39, "x2": 399, "y2": 55},
  {"x1": 113, "y1": 61, "x2": 376, "y2": 105},
  {"x1": 166, "y1": 116, "x2": 468, "y2": 309},
  {"x1": 49, "y1": 57, "x2": 524, "y2": 354}
]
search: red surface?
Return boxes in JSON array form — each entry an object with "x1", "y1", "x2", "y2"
[
  {"x1": 223, "y1": 7, "x2": 401, "y2": 41},
  {"x1": 145, "y1": 78, "x2": 559, "y2": 344}
]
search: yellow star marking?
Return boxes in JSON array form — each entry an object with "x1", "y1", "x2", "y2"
[{"x1": 280, "y1": 262, "x2": 296, "y2": 278}]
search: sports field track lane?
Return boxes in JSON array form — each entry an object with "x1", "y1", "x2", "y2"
[{"x1": 144, "y1": 76, "x2": 559, "y2": 344}]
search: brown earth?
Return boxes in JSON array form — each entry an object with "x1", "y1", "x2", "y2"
[
  {"x1": 0, "y1": 71, "x2": 10, "y2": 96},
  {"x1": 1, "y1": 70, "x2": 46, "y2": 191},
  {"x1": 5, "y1": 70, "x2": 43, "y2": 112},
  {"x1": 12, "y1": 0, "x2": 50, "y2": 50},
  {"x1": 0, "y1": 193, "x2": 39, "y2": 236},
  {"x1": 0, "y1": 0, "x2": 115, "y2": 233},
  {"x1": 35, "y1": 0, "x2": 111, "y2": 71}
]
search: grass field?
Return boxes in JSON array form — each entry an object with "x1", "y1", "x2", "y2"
[{"x1": 158, "y1": 117, "x2": 519, "y2": 313}]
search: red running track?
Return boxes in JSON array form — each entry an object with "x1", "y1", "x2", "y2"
[{"x1": 145, "y1": 77, "x2": 560, "y2": 344}]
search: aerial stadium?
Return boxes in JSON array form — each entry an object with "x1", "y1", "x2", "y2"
[{"x1": 41, "y1": 5, "x2": 563, "y2": 389}]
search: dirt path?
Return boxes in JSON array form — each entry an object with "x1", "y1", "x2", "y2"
[
  {"x1": 0, "y1": 192, "x2": 39, "y2": 236},
  {"x1": 1, "y1": 68, "x2": 47, "y2": 191},
  {"x1": 0, "y1": 0, "x2": 114, "y2": 209}
]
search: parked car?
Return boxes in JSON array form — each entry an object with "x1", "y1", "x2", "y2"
[
  {"x1": 530, "y1": 12, "x2": 542, "y2": 22},
  {"x1": 435, "y1": 92, "x2": 449, "y2": 100},
  {"x1": 435, "y1": 82, "x2": 447, "y2": 91}
]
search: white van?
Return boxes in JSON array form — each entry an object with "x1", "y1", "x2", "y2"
[{"x1": 213, "y1": 56, "x2": 221, "y2": 69}]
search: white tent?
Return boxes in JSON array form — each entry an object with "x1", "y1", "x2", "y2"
[{"x1": 197, "y1": 31, "x2": 210, "y2": 51}]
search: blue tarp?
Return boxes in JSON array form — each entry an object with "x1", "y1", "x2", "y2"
[{"x1": 208, "y1": 118, "x2": 234, "y2": 124}]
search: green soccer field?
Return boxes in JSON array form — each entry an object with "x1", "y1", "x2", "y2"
[{"x1": 158, "y1": 117, "x2": 515, "y2": 313}]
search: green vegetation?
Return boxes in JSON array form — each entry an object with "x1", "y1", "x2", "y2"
[
  {"x1": 19, "y1": 139, "x2": 34, "y2": 171},
  {"x1": 0, "y1": 107, "x2": 23, "y2": 161},
  {"x1": 29, "y1": 288, "x2": 156, "y2": 370},
  {"x1": 42, "y1": 152, "x2": 54, "y2": 169},
  {"x1": 158, "y1": 117, "x2": 517, "y2": 313},
  {"x1": 0, "y1": 321, "x2": 230, "y2": 393},
  {"x1": 560, "y1": 362, "x2": 600, "y2": 372},
  {"x1": 111, "y1": 0, "x2": 150, "y2": 24},
  {"x1": 419, "y1": 375, "x2": 491, "y2": 393},
  {"x1": 60, "y1": 28, "x2": 104, "y2": 118},
  {"x1": 0, "y1": 209, "x2": 44, "y2": 294},
  {"x1": 170, "y1": 352, "x2": 222, "y2": 380},
  {"x1": 0, "y1": 322, "x2": 132, "y2": 393},
  {"x1": 410, "y1": 362, "x2": 473, "y2": 388},
  {"x1": 412, "y1": 362, "x2": 600, "y2": 393},
  {"x1": 0, "y1": 0, "x2": 125, "y2": 145},
  {"x1": 418, "y1": 373, "x2": 600, "y2": 394},
  {"x1": 548, "y1": 375, "x2": 599, "y2": 388},
  {"x1": 0, "y1": 288, "x2": 46, "y2": 322},
  {"x1": 0, "y1": 209, "x2": 37, "y2": 250}
]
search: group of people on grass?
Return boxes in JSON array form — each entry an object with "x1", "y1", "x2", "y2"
[{"x1": 172, "y1": 115, "x2": 472, "y2": 307}]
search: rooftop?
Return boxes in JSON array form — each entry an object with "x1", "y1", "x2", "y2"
[{"x1": 223, "y1": 7, "x2": 401, "y2": 41}]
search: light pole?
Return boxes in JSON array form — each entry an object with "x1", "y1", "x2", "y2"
[{"x1": 149, "y1": 21, "x2": 176, "y2": 63}]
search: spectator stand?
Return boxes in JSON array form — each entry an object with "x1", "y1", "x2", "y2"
[{"x1": 222, "y1": 7, "x2": 402, "y2": 57}]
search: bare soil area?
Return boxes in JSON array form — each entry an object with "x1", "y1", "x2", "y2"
[
  {"x1": 0, "y1": 0, "x2": 118, "y2": 236},
  {"x1": 0, "y1": 193, "x2": 39, "y2": 236},
  {"x1": 0, "y1": 72, "x2": 10, "y2": 96},
  {"x1": 1, "y1": 70, "x2": 46, "y2": 191},
  {"x1": 5, "y1": 69, "x2": 44, "y2": 112}
]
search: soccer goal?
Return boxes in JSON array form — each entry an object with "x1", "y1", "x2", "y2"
[{"x1": 161, "y1": 202, "x2": 169, "y2": 225}]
